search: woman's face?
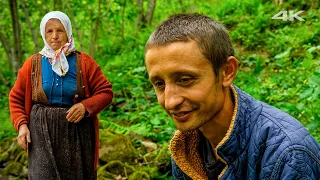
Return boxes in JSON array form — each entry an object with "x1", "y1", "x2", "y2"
[{"x1": 45, "y1": 19, "x2": 68, "y2": 51}]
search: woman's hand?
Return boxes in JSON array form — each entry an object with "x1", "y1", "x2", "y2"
[
  {"x1": 17, "y1": 124, "x2": 31, "y2": 151},
  {"x1": 66, "y1": 103, "x2": 86, "y2": 123}
]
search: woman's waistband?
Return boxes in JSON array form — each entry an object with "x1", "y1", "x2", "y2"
[{"x1": 33, "y1": 103, "x2": 72, "y2": 109}]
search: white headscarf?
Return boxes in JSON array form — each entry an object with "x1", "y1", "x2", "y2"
[{"x1": 39, "y1": 11, "x2": 76, "y2": 76}]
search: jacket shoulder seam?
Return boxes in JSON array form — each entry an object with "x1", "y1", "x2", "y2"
[{"x1": 269, "y1": 145, "x2": 320, "y2": 179}]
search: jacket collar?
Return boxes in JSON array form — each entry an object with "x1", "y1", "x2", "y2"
[
  {"x1": 169, "y1": 85, "x2": 261, "y2": 179},
  {"x1": 217, "y1": 85, "x2": 262, "y2": 166}
]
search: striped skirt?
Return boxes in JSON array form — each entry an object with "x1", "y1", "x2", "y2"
[{"x1": 28, "y1": 104, "x2": 96, "y2": 180}]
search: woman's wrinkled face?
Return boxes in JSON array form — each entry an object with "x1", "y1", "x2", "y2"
[{"x1": 45, "y1": 19, "x2": 67, "y2": 51}]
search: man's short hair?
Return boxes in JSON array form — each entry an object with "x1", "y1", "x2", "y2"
[{"x1": 145, "y1": 13, "x2": 235, "y2": 76}]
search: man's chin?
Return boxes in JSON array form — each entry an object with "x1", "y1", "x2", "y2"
[{"x1": 175, "y1": 124, "x2": 198, "y2": 133}]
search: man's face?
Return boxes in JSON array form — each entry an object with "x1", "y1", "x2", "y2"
[{"x1": 145, "y1": 41, "x2": 225, "y2": 132}]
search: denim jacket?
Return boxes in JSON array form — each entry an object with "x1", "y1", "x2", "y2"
[{"x1": 170, "y1": 85, "x2": 320, "y2": 179}]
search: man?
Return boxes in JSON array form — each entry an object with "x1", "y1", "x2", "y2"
[{"x1": 145, "y1": 14, "x2": 320, "y2": 179}]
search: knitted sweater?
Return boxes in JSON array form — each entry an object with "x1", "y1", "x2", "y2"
[{"x1": 9, "y1": 51, "x2": 113, "y2": 170}]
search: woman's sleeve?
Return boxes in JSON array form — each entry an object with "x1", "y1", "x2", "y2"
[
  {"x1": 81, "y1": 58, "x2": 113, "y2": 117},
  {"x1": 9, "y1": 58, "x2": 31, "y2": 131}
]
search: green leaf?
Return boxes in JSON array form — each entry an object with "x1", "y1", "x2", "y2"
[
  {"x1": 132, "y1": 66, "x2": 146, "y2": 73},
  {"x1": 150, "y1": 118, "x2": 161, "y2": 126},
  {"x1": 132, "y1": 78, "x2": 143, "y2": 85},
  {"x1": 274, "y1": 48, "x2": 291, "y2": 59},
  {"x1": 296, "y1": 102, "x2": 305, "y2": 110},
  {"x1": 279, "y1": 102, "x2": 297, "y2": 111},
  {"x1": 307, "y1": 113, "x2": 320, "y2": 132},
  {"x1": 299, "y1": 88, "x2": 313, "y2": 99},
  {"x1": 308, "y1": 75, "x2": 320, "y2": 86},
  {"x1": 253, "y1": 59, "x2": 264, "y2": 74},
  {"x1": 314, "y1": 113, "x2": 320, "y2": 122},
  {"x1": 307, "y1": 45, "x2": 320, "y2": 53},
  {"x1": 306, "y1": 120, "x2": 319, "y2": 132},
  {"x1": 302, "y1": 59, "x2": 314, "y2": 69}
]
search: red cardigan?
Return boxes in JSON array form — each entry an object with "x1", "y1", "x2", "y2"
[{"x1": 9, "y1": 52, "x2": 113, "y2": 170}]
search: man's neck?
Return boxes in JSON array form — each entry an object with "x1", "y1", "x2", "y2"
[{"x1": 199, "y1": 87, "x2": 235, "y2": 149}]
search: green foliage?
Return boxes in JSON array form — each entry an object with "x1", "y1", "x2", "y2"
[
  {"x1": 221, "y1": 0, "x2": 320, "y2": 141},
  {"x1": 0, "y1": 104, "x2": 17, "y2": 141},
  {"x1": 0, "y1": 0, "x2": 320, "y2": 178}
]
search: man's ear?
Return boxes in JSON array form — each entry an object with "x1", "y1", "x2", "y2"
[{"x1": 222, "y1": 56, "x2": 238, "y2": 87}]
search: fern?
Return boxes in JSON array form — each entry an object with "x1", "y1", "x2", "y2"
[
  {"x1": 99, "y1": 120, "x2": 157, "y2": 140},
  {"x1": 99, "y1": 120, "x2": 131, "y2": 135}
]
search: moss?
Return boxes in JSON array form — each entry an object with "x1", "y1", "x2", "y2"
[
  {"x1": 99, "y1": 130, "x2": 137, "y2": 163},
  {"x1": 97, "y1": 169, "x2": 117, "y2": 179},
  {"x1": 98, "y1": 160, "x2": 135, "y2": 178},
  {"x1": 137, "y1": 166, "x2": 160, "y2": 178},
  {"x1": 14, "y1": 151, "x2": 28, "y2": 166},
  {"x1": 128, "y1": 171, "x2": 150, "y2": 180},
  {"x1": 143, "y1": 149, "x2": 159, "y2": 162},
  {"x1": 8, "y1": 145, "x2": 24, "y2": 161},
  {"x1": 0, "y1": 151, "x2": 9, "y2": 163},
  {"x1": 2, "y1": 161, "x2": 23, "y2": 176},
  {"x1": 155, "y1": 144, "x2": 170, "y2": 167},
  {"x1": 0, "y1": 138, "x2": 24, "y2": 166},
  {"x1": 0, "y1": 138, "x2": 13, "y2": 153}
]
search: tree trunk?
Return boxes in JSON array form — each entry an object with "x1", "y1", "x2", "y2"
[
  {"x1": 66, "y1": 0, "x2": 84, "y2": 51},
  {"x1": 135, "y1": 0, "x2": 156, "y2": 31},
  {"x1": 135, "y1": 0, "x2": 144, "y2": 33},
  {"x1": 0, "y1": 30, "x2": 11, "y2": 92},
  {"x1": 0, "y1": 31, "x2": 13, "y2": 65},
  {"x1": 145, "y1": 0, "x2": 156, "y2": 25},
  {"x1": 53, "y1": 0, "x2": 63, "y2": 10},
  {"x1": 22, "y1": 0, "x2": 40, "y2": 53},
  {"x1": 104, "y1": 1, "x2": 113, "y2": 35},
  {"x1": 42, "y1": 1, "x2": 50, "y2": 14},
  {"x1": 0, "y1": 70, "x2": 10, "y2": 93},
  {"x1": 179, "y1": 0, "x2": 186, "y2": 12},
  {"x1": 274, "y1": 0, "x2": 283, "y2": 5},
  {"x1": 121, "y1": 1, "x2": 127, "y2": 39},
  {"x1": 9, "y1": 0, "x2": 22, "y2": 77},
  {"x1": 89, "y1": 0, "x2": 102, "y2": 57}
]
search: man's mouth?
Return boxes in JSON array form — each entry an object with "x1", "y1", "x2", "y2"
[
  {"x1": 171, "y1": 110, "x2": 194, "y2": 121},
  {"x1": 173, "y1": 111, "x2": 191, "y2": 117}
]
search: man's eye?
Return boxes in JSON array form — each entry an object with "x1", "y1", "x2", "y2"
[
  {"x1": 179, "y1": 78, "x2": 190, "y2": 82},
  {"x1": 154, "y1": 81, "x2": 165, "y2": 88},
  {"x1": 47, "y1": 30, "x2": 52, "y2": 33},
  {"x1": 178, "y1": 77, "x2": 194, "y2": 85}
]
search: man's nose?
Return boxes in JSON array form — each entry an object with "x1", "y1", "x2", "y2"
[{"x1": 164, "y1": 85, "x2": 183, "y2": 110}]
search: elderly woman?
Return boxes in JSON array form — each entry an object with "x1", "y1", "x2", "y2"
[{"x1": 9, "y1": 11, "x2": 113, "y2": 179}]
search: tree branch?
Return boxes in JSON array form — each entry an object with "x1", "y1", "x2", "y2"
[
  {"x1": 53, "y1": 0, "x2": 63, "y2": 10},
  {"x1": 121, "y1": 1, "x2": 127, "y2": 39},
  {"x1": 89, "y1": 0, "x2": 102, "y2": 57},
  {"x1": 179, "y1": 0, "x2": 186, "y2": 13},
  {"x1": 145, "y1": 0, "x2": 156, "y2": 25},
  {"x1": 66, "y1": 0, "x2": 84, "y2": 51},
  {"x1": 135, "y1": 0, "x2": 144, "y2": 33},
  {"x1": 104, "y1": 1, "x2": 113, "y2": 36},
  {"x1": 0, "y1": 70, "x2": 10, "y2": 93},
  {"x1": 22, "y1": 0, "x2": 40, "y2": 52},
  {"x1": 9, "y1": 0, "x2": 22, "y2": 76},
  {"x1": 0, "y1": 31, "x2": 12, "y2": 64}
]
